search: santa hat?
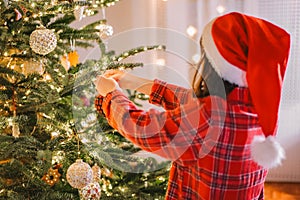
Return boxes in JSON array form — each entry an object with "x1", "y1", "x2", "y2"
[{"x1": 201, "y1": 12, "x2": 290, "y2": 168}]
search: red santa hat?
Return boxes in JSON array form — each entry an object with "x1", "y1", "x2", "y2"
[{"x1": 201, "y1": 12, "x2": 290, "y2": 168}]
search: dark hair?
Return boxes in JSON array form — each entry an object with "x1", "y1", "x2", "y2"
[{"x1": 192, "y1": 53, "x2": 238, "y2": 98}]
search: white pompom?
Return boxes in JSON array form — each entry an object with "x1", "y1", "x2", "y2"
[{"x1": 251, "y1": 135, "x2": 285, "y2": 169}]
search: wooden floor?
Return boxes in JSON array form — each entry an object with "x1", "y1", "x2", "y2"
[{"x1": 265, "y1": 182, "x2": 300, "y2": 200}]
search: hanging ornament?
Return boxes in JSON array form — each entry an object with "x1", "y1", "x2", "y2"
[
  {"x1": 79, "y1": 182, "x2": 101, "y2": 200},
  {"x1": 42, "y1": 167, "x2": 62, "y2": 187},
  {"x1": 12, "y1": 122, "x2": 20, "y2": 138},
  {"x1": 61, "y1": 54, "x2": 71, "y2": 71},
  {"x1": 29, "y1": 26, "x2": 57, "y2": 55},
  {"x1": 91, "y1": 164, "x2": 101, "y2": 182},
  {"x1": 97, "y1": 19, "x2": 113, "y2": 40},
  {"x1": 96, "y1": 8, "x2": 113, "y2": 40},
  {"x1": 66, "y1": 159, "x2": 93, "y2": 189},
  {"x1": 68, "y1": 51, "x2": 79, "y2": 67},
  {"x1": 20, "y1": 6, "x2": 28, "y2": 15},
  {"x1": 14, "y1": 8, "x2": 22, "y2": 21},
  {"x1": 80, "y1": 95, "x2": 90, "y2": 107},
  {"x1": 69, "y1": 39, "x2": 79, "y2": 67},
  {"x1": 23, "y1": 59, "x2": 44, "y2": 76},
  {"x1": 61, "y1": 39, "x2": 79, "y2": 71},
  {"x1": 102, "y1": 167, "x2": 113, "y2": 178}
]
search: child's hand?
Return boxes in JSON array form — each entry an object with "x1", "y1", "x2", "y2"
[
  {"x1": 103, "y1": 69, "x2": 133, "y2": 89},
  {"x1": 94, "y1": 75, "x2": 121, "y2": 97},
  {"x1": 103, "y1": 70, "x2": 154, "y2": 95},
  {"x1": 103, "y1": 69, "x2": 125, "y2": 82}
]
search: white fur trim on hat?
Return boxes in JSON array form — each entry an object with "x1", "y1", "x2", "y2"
[
  {"x1": 251, "y1": 135, "x2": 286, "y2": 168},
  {"x1": 201, "y1": 19, "x2": 248, "y2": 87}
]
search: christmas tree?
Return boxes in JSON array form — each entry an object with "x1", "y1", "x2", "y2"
[{"x1": 0, "y1": 0, "x2": 169, "y2": 199}]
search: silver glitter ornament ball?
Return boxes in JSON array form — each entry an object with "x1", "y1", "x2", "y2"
[
  {"x1": 29, "y1": 26, "x2": 57, "y2": 55},
  {"x1": 97, "y1": 20, "x2": 113, "y2": 40},
  {"x1": 66, "y1": 159, "x2": 93, "y2": 189}
]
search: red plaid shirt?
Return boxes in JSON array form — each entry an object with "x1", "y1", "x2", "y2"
[{"x1": 95, "y1": 79, "x2": 268, "y2": 200}]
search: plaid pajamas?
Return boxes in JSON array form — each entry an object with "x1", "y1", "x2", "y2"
[{"x1": 95, "y1": 79, "x2": 268, "y2": 200}]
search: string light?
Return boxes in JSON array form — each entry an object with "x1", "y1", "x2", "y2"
[
  {"x1": 192, "y1": 54, "x2": 201, "y2": 64},
  {"x1": 186, "y1": 25, "x2": 198, "y2": 38},
  {"x1": 216, "y1": 0, "x2": 226, "y2": 14},
  {"x1": 156, "y1": 58, "x2": 166, "y2": 66}
]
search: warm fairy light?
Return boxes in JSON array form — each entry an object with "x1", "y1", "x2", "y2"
[
  {"x1": 144, "y1": 181, "x2": 148, "y2": 187},
  {"x1": 192, "y1": 54, "x2": 200, "y2": 64},
  {"x1": 186, "y1": 25, "x2": 197, "y2": 38},
  {"x1": 3, "y1": 52, "x2": 8, "y2": 56},
  {"x1": 216, "y1": 5, "x2": 226, "y2": 14},
  {"x1": 119, "y1": 186, "x2": 126, "y2": 192},
  {"x1": 156, "y1": 58, "x2": 166, "y2": 66},
  {"x1": 25, "y1": 90, "x2": 31, "y2": 95},
  {"x1": 31, "y1": 3, "x2": 35, "y2": 7},
  {"x1": 51, "y1": 131, "x2": 59, "y2": 138},
  {"x1": 157, "y1": 176, "x2": 166, "y2": 181},
  {"x1": 85, "y1": 9, "x2": 94, "y2": 16},
  {"x1": 158, "y1": 45, "x2": 165, "y2": 50},
  {"x1": 44, "y1": 74, "x2": 51, "y2": 80},
  {"x1": 7, "y1": 117, "x2": 13, "y2": 126}
]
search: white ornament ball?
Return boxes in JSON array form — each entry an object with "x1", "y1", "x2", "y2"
[
  {"x1": 79, "y1": 182, "x2": 101, "y2": 200},
  {"x1": 66, "y1": 159, "x2": 93, "y2": 189},
  {"x1": 97, "y1": 21, "x2": 113, "y2": 39},
  {"x1": 29, "y1": 26, "x2": 57, "y2": 55}
]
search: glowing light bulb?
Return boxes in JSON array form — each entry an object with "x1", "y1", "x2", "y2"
[
  {"x1": 186, "y1": 25, "x2": 198, "y2": 38},
  {"x1": 156, "y1": 58, "x2": 166, "y2": 66},
  {"x1": 192, "y1": 54, "x2": 201, "y2": 64},
  {"x1": 216, "y1": 5, "x2": 225, "y2": 14}
]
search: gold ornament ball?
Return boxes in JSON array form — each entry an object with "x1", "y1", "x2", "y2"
[
  {"x1": 23, "y1": 60, "x2": 44, "y2": 76},
  {"x1": 92, "y1": 164, "x2": 101, "y2": 182},
  {"x1": 66, "y1": 159, "x2": 93, "y2": 189},
  {"x1": 29, "y1": 26, "x2": 57, "y2": 55}
]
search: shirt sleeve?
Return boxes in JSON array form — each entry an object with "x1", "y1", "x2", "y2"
[
  {"x1": 94, "y1": 88, "x2": 226, "y2": 166},
  {"x1": 149, "y1": 79, "x2": 195, "y2": 110}
]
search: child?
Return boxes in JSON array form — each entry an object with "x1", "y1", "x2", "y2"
[{"x1": 94, "y1": 12, "x2": 290, "y2": 200}]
